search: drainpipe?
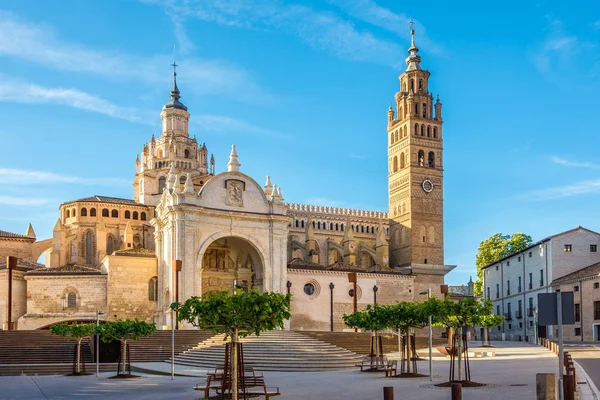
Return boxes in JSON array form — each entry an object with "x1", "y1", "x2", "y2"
[{"x1": 579, "y1": 279, "x2": 583, "y2": 342}]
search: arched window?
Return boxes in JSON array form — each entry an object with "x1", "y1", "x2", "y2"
[
  {"x1": 184, "y1": 149, "x2": 190, "y2": 159},
  {"x1": 391, "y1": 132, "x2": 395, "y2": 144},
  {"x1": 125, "y1": 210, "x2": 131, "y2": 219},
  {"x1": 395, "y1": 131, "x2": 399, "y2": 142},
  {"x1": 393, "y1": 156, "x2": 398, "y2": 172},
  {"x1": 361, "y1": 226, "x2": 365, "y2": 233},
  {"x1": 404, "y1": 126, "x2": 407, "y2": 137},
  {"x1": 111, "y1": 210, "x2": 118, "y2": 218},
  {"x1": 72, "y1": 209, "x2": 76, "y2": 217},
  {"x1": 67, "y1": 292, "x2": 77, "y2": 309},
  {"x1": 148, "y1": 277, "x2": 158, "y2": 301},
  {"x1": 85, "y1": 231, "x2": 93, "y2": 264},
  {"x1": 336, "y1": 223, "x2": 339, "y2": 231},
  {"x1": 102, "y1": 209, "x2": 109, "y2": 217},
  {"x1": 107, "y1": 235, "x2": 114, "y2": 255},
  {"x1": 424, "y1": 259, "x2": 428, "y2": 264},
  {"x1": 158, "y1": 177, "x2": 166, "y2": 193},
  {"x1": 301, "y1": 220, "x2": 305, "y2": 228},
  {"x1": 410, "y1": 79, "x2": 414, "y2": 92},
  {"x1": 90, "y1": 208, "x2": 96, "y2": 217},
  {"x1": 422, "y1": 103, "x2": 427, "y2": 118},
  {"x1": 133, "y1": 211, "x2": 139, "y2": 220},
  {"x1": 427, "y1": 126, "x2": 431, "y2": 137},
  {"x1": 414, "y1": 123, "x2": 418, "y2": 135},
  {"x1": 66, "y1": 209, "x2": 70, "y2": 218},
  {"x1": 418, "y1": 150, "x2": 425, "y2": 166},
  {"x1": 433, "y1": 127, "x2": 438, "y2": 138},
  {"x1": 157, "y1": 149, "x2": 163, "y2": 158},
  {"x1": 180, "y1": 176, "x2": 186, "y2": 185},
  {"x1": 415, "y1": 103, "x2": 419, "y2": 116},
  {"x1": 399, "y1": 107, "x2": 403, "y2": 120},
  {"x1": 418, "y1": 79, "x2": 423, "y2": 90},
  {"x1": 400, "y1": 152, "x2": 405, "y2": 169},
  {"x1": 81, "y1": 208, "x2": 87, "y2": 217},
  {"x1": 141, "y1": 212, "x2": 146, "y2": 221},
  {"x1": 295, "y1": 220, "x2": 299, "y2": 228},
  {"x1": 421, "y1": 125, "x2": 425, "y2": 136},
  {"x1": 428, "y1": 151, "x2": 435, "y2": 168},
  {"x1": 341, "y1": 224, "x2": 345, "y2": 231}
]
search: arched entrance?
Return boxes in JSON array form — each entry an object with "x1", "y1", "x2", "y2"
[{"x1": 200, "y1": 236, "x2": 264, "y2": 294}]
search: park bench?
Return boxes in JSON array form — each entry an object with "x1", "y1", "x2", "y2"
[
  {"x1": 384, "y1": 360, "x2": 398, "y2": 377},
  {"x1": 356, "y1": 355, "x2": 388, "y2": 371},
  {"x1": 194, "y1": 366, "x2": 275, "y2": 399}
]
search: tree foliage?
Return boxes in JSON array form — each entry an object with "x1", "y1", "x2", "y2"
[
  {"x1": 173, "y1": 290, "x2": 291, "y2": 338},
  {"x1": 96, "y1": 319, "x2": 156, "y2": 344},
  {"x1": 474, "y1": 232, "x2": 532, "y2": 294},
  {"x1": 342, "y1": 304, "x2": 387, "y2": 333},
  {"x1": 434, "y1": 298, "x2": 492, "y2": 330},
  {"x1": 50, "y1": 322, "x2": 96, "y2": 375},
  {"x1": 477, "y1": 313, "x2": 505, "y2": 328}
]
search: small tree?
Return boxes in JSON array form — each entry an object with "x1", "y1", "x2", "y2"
[
  {"x1": 477, "y1": 314, "x2": 504, "y2": 346},
  {"x1": 343, "y1": 304, "x2": 387, "y2": 361},
  {"x1": 173, "y1": 290, "x2": 291, "y2": 400},
  {"x1": 96, "y1": 319, "x2": 156, "y2": 377},
  {"x1": 50, "y1": 322, "x2": 96, "y2": 375}
]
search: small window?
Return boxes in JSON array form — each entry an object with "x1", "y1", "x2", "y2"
[
  {"x1": 111, "y1": 209, "x2": 118, "y2": 218},
  {"x1": 141, "y1": 212, "x2": 146, "y2": 221},
  {"x1": 496, "y1": 265, "x2": 499, "y2": 271},
  {"x1": 72, "y1": 209, "x2": 76, "y2": 217},
  {"x1": 81, "y1": 208, "x2": 87, "y2": 217},
  {"x1": 564, "y1": 244, "x2": 572, "y2": 252},
  {"x1": 90, "y1": 208, "x2": 97, "y2": 217},
  {"x1": 102, "y1": 209, "x2": 109, "y2": 217},
  {"x1": 518, "y1": 256, "x2": 521, "y2": 262},
  {"x1": 529, "y1": 251, "x2": 532, "y2": 258},
  {"x1": 574, "y1": 285, "x2": 579, "y2": 292},
  {"x1": 133, "y1": 211, "x2": 139, "y2": 220},
  {"x1": 148, "y1": 277, "x2": 158, "y2": 301},
  {"x1": 66, "y1": 210, "x2": 70, "y2": 218},
  {"x1": 348, "y1": 288, "x2": 355, "y2": 298},
  {"x1": 304, "y1": 283, "x2": 315, "y2": 296},
  {"x1": 575, "y1": 327, "x2": 581, "y2": 336},
  {"x1": 180, "y1": 176, "x2": 186, "y2": 185},
  {"x1": 67, "y1": 292, "x2": 77, "y2": 309},
  {"x1": 529, "y1": 321, "x2": 533, "y2": 327},
  {"x1": 507, "y1": 261, "x2": 510, "y2": 266},
  {"x1": 508, "y1": 324, "x2": 512, "y2": 330},
  {"x1": 594, "y1": 282, "x2": 599, "y2": 289},
  {"x1": 125, "y1": 210, "x2": 131, "y2": 219},
  {"x1": 591, "y1": 245, "x2": 597, "y2": 252}
]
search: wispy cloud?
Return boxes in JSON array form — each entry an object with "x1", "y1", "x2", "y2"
[
  {"x1": 0, "y1": 76, "x2": 151, "y2": 124},
  {"x1": 0, "y1": 168, "x2": 130, "y2": 186},
  {"x1": 521, "y1": 179, "x2": 600, "y2": 201},
  {"x1": 350, "y1": 153, "x2": 366, "y2": 159},
  {"x1": 0, "y1": 195, "x2": 57, "y2": 206},
  {"x1": 145, "y1": 0, "x2": 404, "y2": 66},
  {"x1": 327, "y1": 0, "x2": 443, "y2": 56},
  {"x1": 194, "y1": 115, "x2": 288, "y2": 139},
  {"x1": 0, "y1": 11, "x2": 271, "y2": 103},
  {"x1": 551, "y1": 156, "x2": 600, "y2": 169}
]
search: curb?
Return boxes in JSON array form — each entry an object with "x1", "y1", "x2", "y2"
[{"x1": 573, "y1": 360, "x2": 600, "y2": 400}]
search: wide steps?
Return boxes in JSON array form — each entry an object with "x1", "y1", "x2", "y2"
[{"x1": 168, "y1": 331, "x2": 363, "y2": 372}]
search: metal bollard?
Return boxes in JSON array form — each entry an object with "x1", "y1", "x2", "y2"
[
  {"x1": 451, "y1": 382, "x2": 462, "y2": 400},
  {"x1": 537, "y1": 373, "x2": 557, "y2": 400},
  {"x1": 563, "y1": 374, "x2": 574, "y2": 400},
  {"x1": 383, "y1": 386, "x2": 394, "y2": 400}
]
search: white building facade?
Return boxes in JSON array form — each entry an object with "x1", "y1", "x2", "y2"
[{"x1": 482, "y1": 227, "x2": 600, "y2": 341}]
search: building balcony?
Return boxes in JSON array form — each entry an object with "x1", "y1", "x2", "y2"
[
  {"x1": 504, "y1": 313, "x2": 513, "y2": 321},
  {"x1": 528, "y1": 307, "x2": 535, "y2": 317},
  {"x1": 515, "y1": 310, "x2": 523, "y2": 319}
]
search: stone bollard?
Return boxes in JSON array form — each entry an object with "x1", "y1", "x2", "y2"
[
  {"x1": 383, "y1": 386, "x2": 394, "y2": 400},
  {"x1": 563, "y1": 374, "x2": 574, "y2": 400},
  {"x1": 451, "y1": 383, "x2": 462, "y2": 400},
  {"x1": 536, "y1": 373, "x2": 557, "y2": 400}
]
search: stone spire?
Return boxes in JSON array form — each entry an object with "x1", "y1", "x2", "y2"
[
  {"x1": 264, "y1": 175, "x2": 273, "y2": 194},
  {"x1": 276, "y1": 186, "x2": 284, "y2": 202},
  {"x1": 166, "y1": 164, "x2": 177, "y2": 190},
  {"x1": 270, "y1": 184, "x2": 282, "y2": 204},
  {"x1": 25, "y1": 223, "x2": 36, "y2": 239},
  {"x1": 405, "y1": 21, "x2": 422, "y2": 72},
  {"x1": 163, "y1": 61, "x2": 187, "y2": 111},
  {"x1": 184, "y1": 173, "x2": 195, "y2": 194},
  {"x1": 305, "y1": 215, "x2": 318, "y2": 263},
  {"x1": 375, "y1": 220, "x2": 389, "y2": 268},
  {"x1": 122, "y1": 221, "x2": 133, "y2": 249},
  {"x1": 227, "y1": 144, "x2": 241, "y2": 172},
  {"x1": 343, "y1": 218, "x2": 356, "y2": 265}
]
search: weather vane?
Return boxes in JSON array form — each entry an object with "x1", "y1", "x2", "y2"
[
  {"x1": 171, "y1": 45, "x2": 178, "y2": 76},
  {"x1": 409, "y1": 19, "x2": 415, "y2": 31}
]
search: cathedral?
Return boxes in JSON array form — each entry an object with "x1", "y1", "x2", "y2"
[{"x1": 0, "y1": 29, "x2": 455, "y2": 331}]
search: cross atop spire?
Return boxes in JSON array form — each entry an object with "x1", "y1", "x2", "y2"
[
  {"x1": 405, "y1": 18, "x2": 422, "y2": 72},
  {"x1": 164, "y1": 54, "x2": 187, "y2": 111}
]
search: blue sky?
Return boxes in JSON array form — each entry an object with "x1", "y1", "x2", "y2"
[{"x1": 1, "y1": 0, "x2": 600, "y2": 285}]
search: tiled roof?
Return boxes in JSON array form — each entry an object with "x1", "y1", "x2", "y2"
[
  {"x1": 113, "y1": 248, "x2": 156, "y2": 258},
  {"x1": 287, "y1": 258, "x2": 323, "y2": 269},
  {"x1": 325, "y1": 261, "x2": 366, "y2": 272},
  {"x1": 62, "y1": 196, "x2": 145, "y2": 206},
  {"x1": 0, "y1": 230, "x2": 34, "y2": 240},
  {"x1": 27, "y1": 264, "x2": 103, "y2": 275},
  {"x1": 0, "y1": 259, "x2": 44, "y2": 271},
  {"x1": 551, "y1": 262, "x2": 600, "y2": 285}
]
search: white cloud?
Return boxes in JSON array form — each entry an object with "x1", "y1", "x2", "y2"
[
  {"x1": 0, "y1": 168, "x2": 130, "y2": 186},
  {"x1": 145, "y1": 0, "x2": 404, "y2": 66},
  {"x1": 551, "y1": 156, "x2": 600, "y2": 169},
  {"x1": 0, "y1": 195, "x2": 56, "y2": 206},
  {"x1": 0, "y1": 11, "x2": 271, "y2": 103},
  {"x1": 350, "y1": 153, "x2": 366, "y2": 159},
  {"x1": 0, "y1": 76, "x2": 151, "y2": 124},
  {"x1": 521, "y1": 179, "x2": 600, "y2": 201},
  {"x1": 195, "y1": 115, "x2": 288, "y2": 138}
]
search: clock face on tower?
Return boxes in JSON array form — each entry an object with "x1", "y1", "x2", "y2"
[{"x1": 422, "y1": 179, "x2": 434, "y2": 193}]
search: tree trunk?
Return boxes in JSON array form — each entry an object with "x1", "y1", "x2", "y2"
[
  {"x1": 76, "y1": 338, "x2": 82, "y2": 374},
  {"x1": 483, "y1": 327, "x2": 489, "y2": 346},
  {"x1": 121, "y1": 339, "x2": 128, "y2": 376},
  {"x1": 406, "y1": 329, "x2": 411, "y2": 374},
  {"x1": 232, "y1": 331, "x2": 239, "y2": 400},
  {"x1": 457, "y1": 328, "x2": 463, "y2": 381}
]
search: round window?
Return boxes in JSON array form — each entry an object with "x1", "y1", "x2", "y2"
[
  {"x1": 348, "y1": 288, "x2": 355, "y2": 298},
  {"x1": 304, "y1": 283, "x2": 315, "y2": 296}
]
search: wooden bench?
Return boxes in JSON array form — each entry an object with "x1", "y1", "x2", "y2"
[
  {"x1": 195, "y1": 370, "x2": 273, "y2": 399},
  {"x1": 244, "y1": 382, "x2": 281, "y2": 399},
  {"x1": 356, "y1": 356, "x2": 388, "y2": 371},
  {"x1": 385, "y1": 360, "x2": 398, "y2": 377}
]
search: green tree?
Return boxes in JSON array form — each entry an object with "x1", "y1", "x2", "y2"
[
  {"x1": 50, "y1": 322, "x2": 96, "y2": 375},
  {"x1": 96, "y1": 319, "x2": 156, "y2": 377},
  {"x1": 474, "y1": 232, "x2": 532, "y2": 294},
  {"x1": 477, "y1": 313, "x2": 505, "y2": 346},
  {"x1": 343, "y1": 304, "x2": 387, "y2": 361},
  {"x1": 172, "y1": 290, "x2": 291, "y2": 400}
]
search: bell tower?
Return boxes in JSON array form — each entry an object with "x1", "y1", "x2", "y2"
[{"x1": 387, "y1": 23, "x2": 444, "y2": 267}]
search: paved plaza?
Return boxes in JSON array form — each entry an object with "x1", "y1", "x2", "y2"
[{"x1": 0, "y1": 342, "x2": 598, "y2": 400}]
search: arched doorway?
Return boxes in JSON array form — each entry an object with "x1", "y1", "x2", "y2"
[{"x1": 200, "y1": 236, "x2": 264, "y2": 294}]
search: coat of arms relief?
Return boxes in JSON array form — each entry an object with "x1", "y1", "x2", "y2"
[{"x1": 225, "y1": 179, "x2": 244, "y2": 207}]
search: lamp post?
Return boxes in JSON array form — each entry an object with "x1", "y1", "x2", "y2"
[
  {"x1": 6, "y1": 256, "x2": 17, "y2": 331},
  {"x1": 286, "y1": 281, "x2": 292, "y2": 295},
  {"x1": 419, "y1": 288, "x2": 433, "y2": 381},
  {"x1": 95, "y1": 310, "x2": 105, "y2": 378},
  {"x1": 329, "y1": 283, "x2": 335, "y2": 332},
  {"x1": 373, "y1": 285, "x2": 378, "y2": 305},
  {"x1": 348, "y1": 273, "x2": 358, "y2": 332}
]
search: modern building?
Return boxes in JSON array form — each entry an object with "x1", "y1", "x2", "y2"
[{"x1": 482, "y1": 226, "x2": 600, "y2": 341}]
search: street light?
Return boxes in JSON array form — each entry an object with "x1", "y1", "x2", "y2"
[
  {"x1": 329, "y1": 283, "x2": 335, "y2": 332},
  {"x1": 96, "y1": 310, "x2": 106, "y2": 378},
  {"x1": 419, "y1": 288, "x2": 433, "y2": 381},
  {"x1": 373, "y1": 285, "x2": 378, "y2": 305}
]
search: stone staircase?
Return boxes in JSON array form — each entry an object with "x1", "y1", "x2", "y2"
[
  {"x1": 128, "y1": 330, "x2": 214, "y2": 362},
  {"x1": 169, "y1": 331, "x2": 364, "y2": 371}
]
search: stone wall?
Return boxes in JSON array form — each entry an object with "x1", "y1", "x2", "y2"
[
  {"x1": 0, "y1": 238, "x2": 34, "y2": 262},
  {"x1": 0, "y1": 269, "x2": 28, "y2": 329}
]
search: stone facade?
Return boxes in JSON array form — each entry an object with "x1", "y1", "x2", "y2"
[{"x1": 482, "y1": 226, "x2": 600, "y2": 341}]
